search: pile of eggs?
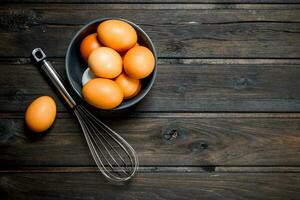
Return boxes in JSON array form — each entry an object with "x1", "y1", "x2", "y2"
[{"x1": 80, "y1": 19, "x2": 155, "y2": 110}]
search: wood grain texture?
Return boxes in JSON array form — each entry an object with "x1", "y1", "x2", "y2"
[
  {"x1": 3, "y1": 0, "x2": 300, "y2": 3},
  {"x1": 1, "y1": 172, "x2": 299, "y2": 200},
  {"x1": 2, "y1": 166, "x2": 300, "y2": 173},
  {"x1": 1, "y1": 59, "x2": 300, "y2": 112},
  {"x1": 1, "y1": 1, "x2": 300, "y2": 199},
  {"x1": 0, "y1": 4, "x2": 300, "y2": 58},
  {"x1": 1, "y1": 113, "x2": 300, "y2": 166}
]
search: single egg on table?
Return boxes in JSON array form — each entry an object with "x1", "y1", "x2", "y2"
[
  {"x1": 97, "y1": 19, "x2": 137, "y2": 52},
  {"x1": 88, "y1": 47, "x2": 122, "y2": 79},
  {"x1": 82, "y1": 78, "x2": 123, "y2": 110},
  {"x1": 124, "y1": 46, "x2": 155, "y2": 79},
  {"x1": 25, "y1": 96, "x2": 57, "y2": 132},
  {"x1": 115, "y1": 73, "x2": 141, "y2": 99},
  {"x1": 80, "y1": 33, "x2": 101, "y2": 61},
  {"x1": 82, "y1": 68, "x2": 96, "y2": 86}
]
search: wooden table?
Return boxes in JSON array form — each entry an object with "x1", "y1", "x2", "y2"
[{"x1": 1, "y1": 1, "x2": 300, "y2": 199}]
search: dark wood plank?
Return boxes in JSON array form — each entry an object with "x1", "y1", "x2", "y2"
[
  {"x1": 1, "y1": 59, "x2": 300, "y2": 112},
  {"x1": 2, "y1": 166, "x2": 300, "y2": 173},
  {"x1": 1, "y1": 4, "x2": 300, "y2": 58},
  {"x1": 1, "y1": 172, "x2": 299, "y2": 200},
  {"x1": 1, "y1": 113, "x2": 300, "y2": 166},
  {"x1": 3, "y1": 0, "x2": 300, "y2": 3}
]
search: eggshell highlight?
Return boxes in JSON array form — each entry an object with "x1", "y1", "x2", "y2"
[{"x1": 88, "y1": 47, "x2": 122, "y2": 79}]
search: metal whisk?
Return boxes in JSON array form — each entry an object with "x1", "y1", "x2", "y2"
[{"x1": 32, "y1": 48, "x2": 139, "y2": 182}]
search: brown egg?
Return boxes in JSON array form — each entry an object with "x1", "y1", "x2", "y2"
[
  {"x1": 80, "y1": 33, "x2": 101, "y2": 61},
  {"x1": 88, "y1": 47, "x2": 122, "y2": 79},
  {"x1": 82, "y1": 78, "x2": 123, "y2": 109},
  {"x1": 119, "y1": 43, "x2": 139, "y2": 58},
  {"x1": 25, "y1": 96, "x2": 56, "y2": 132},
  {"x1": 115, "y1": 73, "x2": 141, "y2": 99},
  {"x1": 97, "y1": 20, "x2": 137, "y2": 52},
  {"x1": 124, "y1": 46, "x2": 155, "y2": 79}
]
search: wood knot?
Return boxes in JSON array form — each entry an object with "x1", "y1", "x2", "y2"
[
  {"x1": 163, "y1": 129, "x2": 178, "y2": 141},
  {"x1": 166, "y1": 40, "x2": 184, "y2": 54},
  {"x1": 0, "y1": 121, "x2": 6, "y2": 133},
  {"x1": 0, "y1": 10, "x2": 38, "y2": 32},
  {"x1": 14, "y1": 90, "x2": 25, "y2": 101},
  {"x1": 176, "y1": 86, "x2": 186, "y2": 93},
  {"x1": 233, "y1": 77, "x2": 253, "y2": 90},
  {"x1": 200, "y1": 142, "x2": 208, "y2": 149},
  {"x1": 188, "y1": 140, "x2": 209, "y2": 153},
  {"x1": 0, "y1": 120, "x2": 17, "y2": 142}
]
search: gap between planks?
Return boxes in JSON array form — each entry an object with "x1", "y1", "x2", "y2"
[{"x1": 1, "y1": 166, "x2": 300, "y2": 173}]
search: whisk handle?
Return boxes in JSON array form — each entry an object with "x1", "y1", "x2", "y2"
[{"x1": 32, "y1": 48, "x2": 77, "y2": 109}]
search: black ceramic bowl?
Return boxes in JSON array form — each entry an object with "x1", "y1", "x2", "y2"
[{"x1": 66, "y1": 18, "x2": 157, "y2": 111}]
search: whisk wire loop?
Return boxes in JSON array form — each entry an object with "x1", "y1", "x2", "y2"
[
  {"x1": 79, "y1": 106, "x2": 135, "y2": 168},
  {"x1": 75, "y1": 105, "x2": 139, "y2": 181},
  {"x1": 77, "y1": 106, "x2": 128, "y2": 175}
]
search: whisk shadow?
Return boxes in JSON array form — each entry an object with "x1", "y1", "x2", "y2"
[{"x1": 101, "y1": 174, "x2": 137, "y2": 187}]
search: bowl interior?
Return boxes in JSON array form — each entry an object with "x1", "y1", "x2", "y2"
[{"x1": 66, "y1": 18, "x2": 157, "y2": 111}]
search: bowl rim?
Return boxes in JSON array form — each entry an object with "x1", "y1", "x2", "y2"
[{"x1": 65, "y1": 17, "x2": 158, "y2": 111}]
